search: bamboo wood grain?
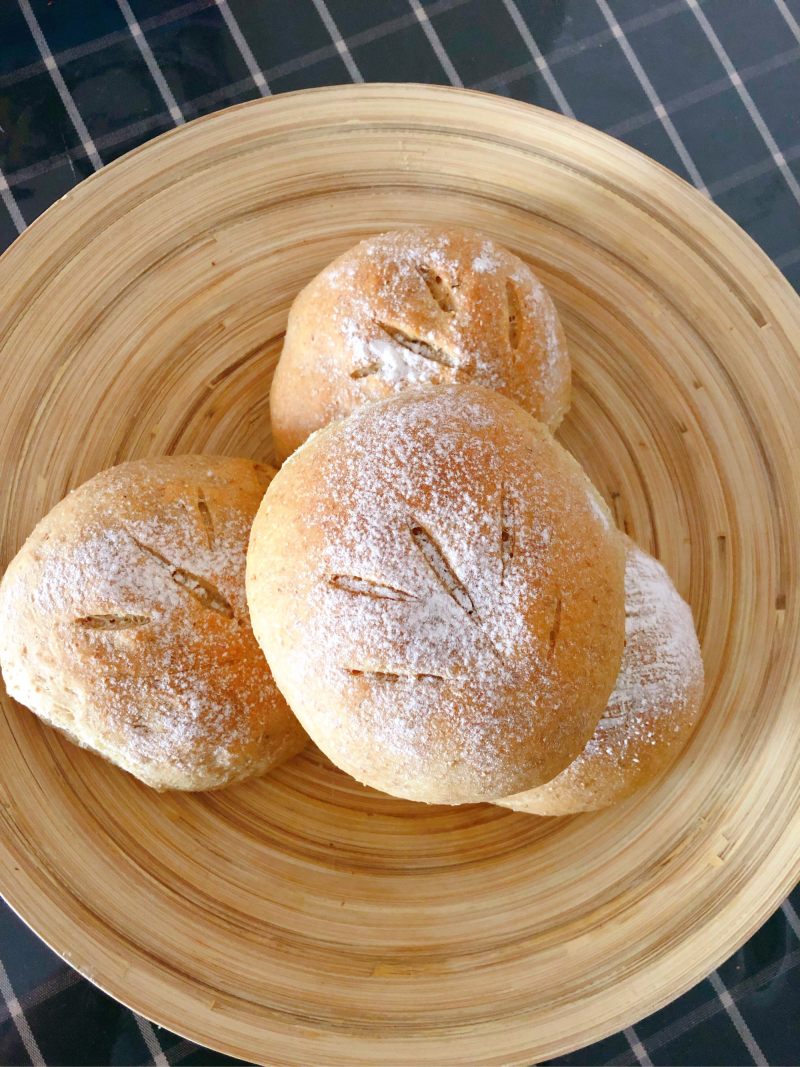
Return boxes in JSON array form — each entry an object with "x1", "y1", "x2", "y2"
[{"x1": 0, "y1": 84, "x2": 799, "y2": 1066}]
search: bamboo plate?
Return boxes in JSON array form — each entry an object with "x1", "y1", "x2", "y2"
[{"x1": 1, "y1": 84, "x2": 799, "y2": 1066}]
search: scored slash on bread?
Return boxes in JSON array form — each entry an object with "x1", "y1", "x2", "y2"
[
  {"x1": 328, "y1": 574, "x2": 418, "y2": 602},
  {"x1": 363, "y1": 323, "x2": 462, "y2": 375},
  {"x1": 408, "y1": 520, "x2": 477, "y2": 618},
  {"x1": 74, "y1": 613, "x2": 150, "y2": 630},
  {"x1": 196, "y1": 487, "x2": 215, "y2": 548},
  {"x1": 417, "y1": 262, "x2": 457, "y2": 313},
  {"x1": 126, "y1": 531, "x2": 235, "y2": 619}
]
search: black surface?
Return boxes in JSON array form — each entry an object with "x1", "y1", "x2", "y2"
[{"x1": 0, "y1": 1, "x2": 799, "y2": 1064}]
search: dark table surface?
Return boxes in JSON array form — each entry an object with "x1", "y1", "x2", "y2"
[{"x1": 1, "y1": 1, "x2": 799, "y2": 1065}]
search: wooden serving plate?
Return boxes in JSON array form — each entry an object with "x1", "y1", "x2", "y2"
[{"x1": 1, "y1": 84, "x2": 799, "y2": 1066}]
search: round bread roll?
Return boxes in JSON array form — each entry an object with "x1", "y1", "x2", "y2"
[
  {"x1": 270, "y1": 226, "x2": 570, "y2": 461},
  {"x1": 496, "y1": 538, "x2": 704, "y2": 815},
  {"x1": 248, "y1": 385, "x2": 624, "y2": 805},
  {"x1": 0, "y1": 456, "x2": 307, "y2": 791}
]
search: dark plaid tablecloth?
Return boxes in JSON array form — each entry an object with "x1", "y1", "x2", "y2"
[{"x1": 1, "y1": 2, "x2": 799, "y2": 1065}]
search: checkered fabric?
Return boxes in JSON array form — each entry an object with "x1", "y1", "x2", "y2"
[{"x1": 0, "y1": 1, "x2": 798, "y2": 1064}]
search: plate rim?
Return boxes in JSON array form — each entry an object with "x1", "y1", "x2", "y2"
[{"x1": 1, "y1": 82, "x2": 799, "y2": 1065}]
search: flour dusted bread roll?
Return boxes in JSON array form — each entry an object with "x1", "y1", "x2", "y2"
[
  {"x1": 0, "y1": 456, "x2": 307, "y2": 791},
  {"x1": 248, "y1": 385, "x2": 624, "y2": 804},
  {"x1": 497, "y1": 538, "x2": 704, "y2": 815},
  {"x1": 270, "y1": 226, "x2": 570, "y2": 461}
]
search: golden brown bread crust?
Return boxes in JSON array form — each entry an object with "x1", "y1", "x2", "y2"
[
  {"x1": 248, "y1": 385, "x2": 624, "y2": 805},
  {"x1": 496, "y1": 538, "x2": 705, "y2": 815},
  {"x1": 0, "y1": 455, "x2": 307, "y2": 791},
  {"x1": 270, "y1": 226, "x2": 571, "y2": 461}
]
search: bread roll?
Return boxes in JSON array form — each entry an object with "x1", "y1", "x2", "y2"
[
  {"x1": 270, "y1": 226, "x2": 570, "y2": 461},
  {"x1": 0, "y1": 456, "x2": 307, "y2": 791},
  {"x1": 247, "y1": 385, "x2": 624, "y2": 804},
  {"x1": 496, "y1": 538, "x2": 704, "y2": 815}
]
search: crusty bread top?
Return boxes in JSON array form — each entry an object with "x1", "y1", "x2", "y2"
[
  {"x1": 497, "y1": 538, "x2": 705, "y2": 814},
  {"x1": 0, "y1": 455, "x2": 306, "y2": 791},
  {"x1": 248, "y1": 385, "x2": 624, "y2": 804},
  {"x1": 270, "y1": 226, "x2": 571, "y2": 460}
]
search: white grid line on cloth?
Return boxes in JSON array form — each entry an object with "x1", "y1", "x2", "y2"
[
  {"x1": 0, "y1": 0, "x2": 217, "y2": 89},
  {"x1": 686, "y1": 0, "x2": 800, "y2": 208},
  {"x1": 134, "y1": 1014, "x2": 169, "y2": 1067},
  {"x1": 623, "y1": 1024, "x2": 654, "y2": 1066},
  {"x1": 776, "y1": 245, "x2": 800, "y2": 268},
  {"x1": 16, "y1": 0, "x2": 103, "y2": 170},
  {"x1": 0, "y1": 967, "x2": 80, "y2": 1027},
  {"x1": 6, "y1": 110, "x2": 173, "y2": 188},
  {"x1": 500, "y1": 0, "x2": 575, "y2": 117},
  {"x1": 775, "y1": 0, "x2": 800, "y2": 45},
  {"x1": 595, "y1": 0, "x2": 710, "y2": 195},
  {"x1": 607, "y1": 45, "x2": 800, "y2": 139},
  {"x1": 182, "y1": 73, "x2": 255, "y2": 116},
  {"x1": 116, "y1": 0, "x2": 185, "y2": 124},
  {"x1": 606, "y1": 947, "x2": 800, "y2": 1066},
  {"x1": 0, "y1": 165, "x2": 26, "y2": 233},
  {"x1": 364, "y1": 0, "x2": 471, "y2": 48},
  {"x1": 222, "y1": 39, "x2": 333, "y2": 83},
  {"x1": 707, "y1": 970, "x2": 768, "y2": 1067},
  {"x1": 214, "y1": 0, "x2": 271, "y2": 96},
  {"x1": 707, "y1": 139, "x2": 800, "y2": 198},
  {"x1": 164, "y1": 1037, "x2": 197, "y2": 1064},
  {"x1": 311, "y1": 0, "x2": 364, "y2": 82},
  {"x1": 408, "y1": 0, "x2": 464, "y2": 87},
  {"x1": 473, "y1": 0, "x2": 686, "y2": 93},
  {"x1": 782, "y1": 897, "x2": 800, "y2": 939},
  {"x1": 0, "y1": 959, "x2": 45, "y2": 1066}
]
